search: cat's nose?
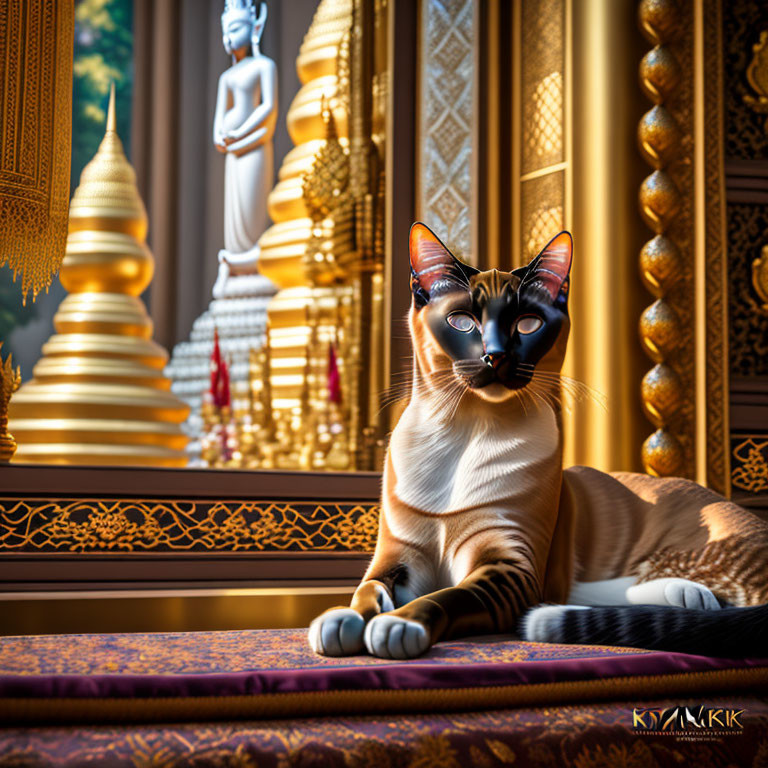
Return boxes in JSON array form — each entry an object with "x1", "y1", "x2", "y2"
[{"x1": 482, "y1": 352, "x2": 505, "y2": 369}]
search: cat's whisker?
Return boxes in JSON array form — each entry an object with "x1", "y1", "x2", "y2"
[
  {"x1": 527, "y1": 383, "x2": 566, "y2": 415},
  {"x1": 515, "y1": 387, "x2": 530, "y2": 418},
  {"x1": 529, "y1": 371, "x2": 607, "y2": 411},
  {"x1": 448, "y1": 384, "x2": 469, "y2": 422}
]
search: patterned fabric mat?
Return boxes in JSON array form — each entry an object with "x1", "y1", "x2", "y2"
[
  {"x1": 2, "y1": 628, "x2": 767, "y2": 724},
  {"x1": 0, "y1": 628, "x2": 647, "y2": 676},
  {"x1": 2, "y1": 696, "x2": 767, "y2": 767}
]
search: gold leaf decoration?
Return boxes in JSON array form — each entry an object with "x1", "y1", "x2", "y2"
[
  {"x1": 302, "y1": 98, "x2": 351, "y2": 222},
  {"x1": 0, "y1": 1, "x2": 74, "y2": 301},
  {"x1": 0, "y1": 342, "x2": 21, "y2": 463}
]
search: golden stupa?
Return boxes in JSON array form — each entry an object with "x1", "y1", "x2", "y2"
[
  {"x1": 8, "y1": 86, "x2": 190, "y2": 466},
  {"x1": 257, "y1": 0, "x2": 356, "y2": 416}
]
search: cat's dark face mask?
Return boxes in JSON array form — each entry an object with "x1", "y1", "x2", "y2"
[{"x1": 408, "y1": 223, "x2": 572, "y2": 399}]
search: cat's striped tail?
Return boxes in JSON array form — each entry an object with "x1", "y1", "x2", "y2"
[{"x1": 520, "y1": 603, "x2": 768, "y2": 658}]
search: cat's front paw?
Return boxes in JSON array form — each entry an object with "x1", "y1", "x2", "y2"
[
  {"x1": 308, "y1": 608, "x2": 365, "y2": 656},
  {"x1": 363, "y1": 613, "x2": 430, "y2": 659}
]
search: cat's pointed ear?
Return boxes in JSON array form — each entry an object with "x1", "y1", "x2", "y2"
[
  {"x1": 409, "y1": 222, "x2": 476, "y2": 308},
  {"x1": 524, "y1": 231, "x2": 573, "y2": 303}
]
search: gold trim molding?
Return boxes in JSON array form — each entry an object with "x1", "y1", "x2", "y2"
[{"x1": 698, "y1": 0, "x2": 730, "y2": 495}]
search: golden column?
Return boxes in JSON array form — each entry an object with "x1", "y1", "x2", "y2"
[
  {"x1": 561, "y1": 0, "x2": 648, "y2": 473},
  {"x1": 636, "y1": 0, "x2": 685, "y2": 476},
  {"x1": 8, "y1": 87, "x2": 190, "y2": 467}
]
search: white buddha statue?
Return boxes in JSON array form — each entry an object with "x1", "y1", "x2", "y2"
[{"x1": 212, "y1": 0, "x2": 277, "y2": 297}]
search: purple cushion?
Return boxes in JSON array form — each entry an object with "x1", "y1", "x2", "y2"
[{"x1": 2, "y1": 628, "x2": 767, "y2": 723}]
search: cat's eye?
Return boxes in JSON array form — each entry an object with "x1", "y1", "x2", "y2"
[
  {"x1": 516, "y1": 315, "x2": 543, "y2": 335},
  {"x1": 447, "y1": 312, "x2": 478, "y2": 333}
]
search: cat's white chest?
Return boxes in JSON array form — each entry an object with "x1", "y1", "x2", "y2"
[{"x1": 390, "y1": 400, "x2": 559, "y2": 514}]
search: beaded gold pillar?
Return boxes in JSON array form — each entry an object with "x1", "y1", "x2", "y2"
[
  {"x1": 637, "y1": 0, "x2": 685, "y2": 477},
  {"x1": 8, "y1": 87, "x2": 190, "y2": 466}
]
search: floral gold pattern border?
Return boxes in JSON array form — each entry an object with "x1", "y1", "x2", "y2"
[{"x1": 0, "y1": 498, "x2": 380, "y2": 553}]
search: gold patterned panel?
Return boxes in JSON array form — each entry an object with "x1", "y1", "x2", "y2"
[
  {"x1": 0, "y1": 499, "x2": 380, "y2": 553},
  {"x1": 520, "y1": 0, "x2": 564, "y2": 176},
  {"x1": 727, "y1": 204, "x2": 768, "y2": 376},
  {"x1": 517, "y1": 0, "x2": 566, "y2": 271},
  {"x1": 731, "y1": 435, "x2": 768, "y2": 493},
  {"x1": 417, "y1": 0, "x2": 476, "y2": 261},
  {"x1": 754, "y1": 245, "x2": 768, "y2": 312},
  {"x1": 723, "y1": 4, "x2": 768, "y2": 379},
  {"x1": 0, "y1": 1, "x2": 74, "y2": 301},
  {"x1": 520, "y1": 170, "x2": 564, "y2": 261},
  {"x1": 743, "y1": 30, "x2": 768, "y2": 132},
  {"x1": 724, "y1": 3, "x2": 768, "y2": 160}
]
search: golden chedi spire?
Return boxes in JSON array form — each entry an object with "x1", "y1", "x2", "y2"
[{"x1": 8, "y1": 85, "x2": 190, "y2": 466}]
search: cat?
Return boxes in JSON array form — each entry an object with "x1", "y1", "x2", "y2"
[{"x1": 308, "y1": 222, "x2": 768, "y2": 660}]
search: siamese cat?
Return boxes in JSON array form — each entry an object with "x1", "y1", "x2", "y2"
[{"x1": 309, "y1": 223, "x2": 768, "y2": 660}]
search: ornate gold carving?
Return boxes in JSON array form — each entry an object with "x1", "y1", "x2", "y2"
[
  {"x1": 250, "y1": 0, "x2": 389, "y2": 471},
  {"x1": 752, "y1": 244, "x2": 768, "y2": 313},
  {"x1": 728, "y1": 205, "x2": 768, "y2": 376},
  {"x1": 0, "y1": 498, "x2": 380, "y2": 553},
  {"x1": 637, "y1": 0, "x2": 688, "y2": 478},
  {"x1": 0, "y1": 1, "x2": 74, "y2": 301},
  {"x1": 743, "y1": 29, "x2": 768, "y2": 132},
  {"x1": 0, "y1": 344, "x2": 21, "y2": 464},
  {"x1": 303, "y1": 101, "x2": 351, "y2": 224},
  {"x1": 301, "y1": 99, "x2": 354, "y2": 285},
  {"x1": 732, "y1": 436, "x2": 768, "y2": 494}
]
